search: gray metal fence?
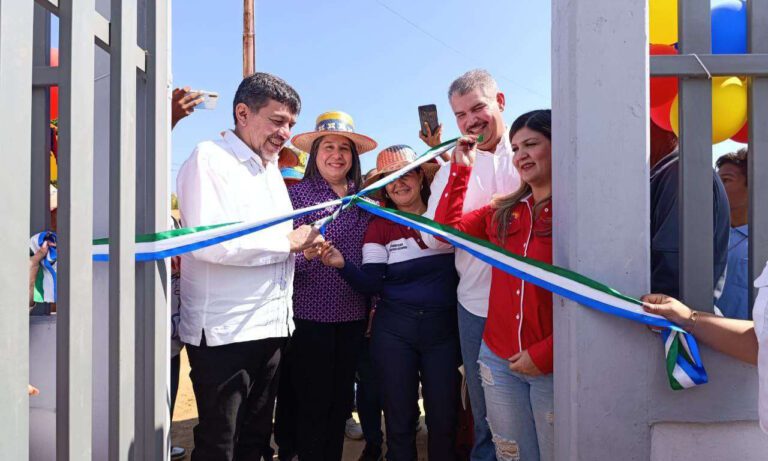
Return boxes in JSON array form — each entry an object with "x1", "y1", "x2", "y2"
[
  {"x1": 650, "y1": 0, "x2": 768, "y2": 313},
  {"x1": 0, "y1": 0, "x2": 170, "y2": 459}
]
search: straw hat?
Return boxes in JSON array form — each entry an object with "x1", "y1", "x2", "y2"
[
  {"x1": 278, "y1": 145, "x2": 305, "y2": 169},
  {"x1": 362, "y1": 145, "x2": 440, "y2": 190},
  {"x1": 291, "y1": 111, "x2": 377, "y2": 154}
]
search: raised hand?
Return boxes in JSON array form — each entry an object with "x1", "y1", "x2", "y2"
[{"x1": 451, "y1": 135, "x2": 479, "y2": 167}]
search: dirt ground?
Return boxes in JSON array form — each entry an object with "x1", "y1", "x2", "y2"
[{"x1": 171, "y1": 349, "x2": 429, "y2": 460}]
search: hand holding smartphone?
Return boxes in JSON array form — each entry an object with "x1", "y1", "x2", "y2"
[
  {"x1": 418, "y1": 104, "x2": 439, "y2": 137},
  {"x1": 192, "y1": 90, "x2": 219, "y2": 110},
  {"x1": 418, "y1": 104, "x2": 443, "y2": 149}
]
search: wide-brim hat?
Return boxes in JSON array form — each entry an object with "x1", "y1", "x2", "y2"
[
  {"x1": 278, "y1": 145, "x2": 306, "y2": 169},
  {"x1": 362, "y1": 145, "x2": 440, "y2": 190},
  {"x1": 292, "y1": 111, "x2": 377, "y2": 155}
]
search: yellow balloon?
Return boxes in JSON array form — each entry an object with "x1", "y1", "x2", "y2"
[
  {"x1": 50, "y1": 151, "x2": 57, "y2": 183},
  {"x1": 649, "y1": 0, "x2": 678, "y2": 45},
  {"x1": 670, "y1": 77, "x2": 748, "y2": 144}
]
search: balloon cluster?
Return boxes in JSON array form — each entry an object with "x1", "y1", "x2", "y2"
[{"x1": 649, "y1": 0, "x2": 749, "y2": 144}]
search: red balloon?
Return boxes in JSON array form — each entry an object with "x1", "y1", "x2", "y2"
[
  {"x1": 650, "y1": 44, "x2": 678, "y2": 108},
  {"x1": 50, "y1": 49, "x2": 58, "y2": 120},
  {"x1": 731, "y1": 122, "x2": 748, "y2": 143},
  {"x1": 650, "y1": 97, "x2": 674, "y2": 132}
]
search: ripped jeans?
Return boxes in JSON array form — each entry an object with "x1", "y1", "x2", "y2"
[{"x1": 478, "y1": 341, "x2": 553, "y2": 461}]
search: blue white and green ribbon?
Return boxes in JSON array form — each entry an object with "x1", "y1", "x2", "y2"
[
  {"x1": 351, "y1": 197, "x2": 708, "y2": 390},
  {"x1": 30, "y1": 231, "x2": 57, "y2": 303},
  {"x1": 312, "y1": 137, "x2": 457, "y2": 232},
  {"x1": 33, "y1": 137, "x2": 707, "y2": 389}
]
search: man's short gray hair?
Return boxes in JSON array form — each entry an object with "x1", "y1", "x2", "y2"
[{"x1": 448, "y1": 69, "x2": 499, "y2": 99}]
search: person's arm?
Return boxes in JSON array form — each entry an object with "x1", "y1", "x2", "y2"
[
  {"x1": 177, "y1": 148, "x2": 319, "y2": 266},
  {"x1": 525, "y1": 334, "x2": 553, "y2": 374},
  {"x1": 339, "y1": 262, "x2": 386, "y2": 295},
  {"x1": 171, "y1": 87, "x2": 204, "y2": 129},
  {"x1": 421, "y1": 164, "x2": 454, "y2": 250},
  {"x1": 433, "y1": 163, "x2": 490, "y2": 240},
  {"x1": 641, "y1": 293, "x2": 758, "y2": 365}
]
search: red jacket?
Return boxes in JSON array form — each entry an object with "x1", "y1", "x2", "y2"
[{"x1": 435, "y1": 164, "x2": 553, "y2": 373}]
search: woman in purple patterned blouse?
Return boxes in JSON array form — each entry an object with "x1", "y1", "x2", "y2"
[{"x1": 273, "y1": 111, "x2": 378, "y2": 461}]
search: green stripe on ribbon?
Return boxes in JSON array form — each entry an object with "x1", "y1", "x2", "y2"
[
  {"x1": 354, "y1": 197, "x2": 641, "y2": 306},
  {"x1": 93, "y1": 221, "x2": 238, "y2": 245}
]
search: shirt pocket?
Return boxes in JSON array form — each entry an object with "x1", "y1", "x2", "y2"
[{"x1": 733, "y1": 257, "x2": 751, "y2": 288}]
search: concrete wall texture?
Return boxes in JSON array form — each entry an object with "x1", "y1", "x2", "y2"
[{"x1": 551, "y1": 0, "x2": 763, "y2": 459}]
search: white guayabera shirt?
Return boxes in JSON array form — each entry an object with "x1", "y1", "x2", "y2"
[
  {"x1": 753, "y1": 260, "x2": 768, "y2": 433},
  {"x1": 177, "y1": 130, "x2": 296, "y2": 347}
]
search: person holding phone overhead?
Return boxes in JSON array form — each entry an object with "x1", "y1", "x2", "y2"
[
  {"x1": 319, "y1": 145, "x2": 461, "y2": 461},
  {"x1": 421, "y1": 69, "x2": 521, "y2": 461}
]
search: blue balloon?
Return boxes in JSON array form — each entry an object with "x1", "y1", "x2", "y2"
[{"x1": 711, "y1": 0, "x2": 747, "y2": 54}]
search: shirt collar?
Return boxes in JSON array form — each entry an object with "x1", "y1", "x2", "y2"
[
  {"x1": 223, "y1": 130, "x2": 278, "y2": 166},
  {"x1": 650, "y1": 150, "x2": 679, "y2": 180},
  {"x1": 734, "y1": 224, "x2": 749, "y2": 236}
]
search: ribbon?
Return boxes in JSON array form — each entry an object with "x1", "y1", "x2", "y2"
[
  {"x1": 351, "y1": 197, "x2": 708, "y2": 389},
  {"x1": 31, "y1": 138, "x2": 708, "y2": 389},
  {"x1": 30, "y1": 231, "x2": 57, "y2": 303},
  {"x1": 312, "y1": 137, "x2": 458, "y2": 232}
]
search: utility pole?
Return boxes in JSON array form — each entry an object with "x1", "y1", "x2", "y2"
[{"x1": 243, "y1": 0, "x2": 255, "y2": 77}]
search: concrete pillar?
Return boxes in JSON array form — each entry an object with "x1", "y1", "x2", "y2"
[
  {"x1": 551, "y1": 0, "x2": 653, "y2": 459},
  {"x1": 552, "y1": 1, "x2": 766, "y2": 460}
]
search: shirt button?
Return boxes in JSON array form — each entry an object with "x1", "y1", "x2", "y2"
[
  {"x1": 516, "y1": 289, "x2": 521, "y2": 295},
  {"x1": 444, "y1": 193, "x2": 449, "y2": 198},
  {"x1": 452, "y1": 172, "x2": 457, "y2": 176},
  {"x1": 545, "y1": 208, "x2": 549, "y2": 212},
  {"x1": 515, "y1": 314, "x2": 520, "y2": 320}
]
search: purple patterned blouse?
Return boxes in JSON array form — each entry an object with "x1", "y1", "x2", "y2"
[{"x1": 288, "y1": 175, "x2": 370, "y2": 322}]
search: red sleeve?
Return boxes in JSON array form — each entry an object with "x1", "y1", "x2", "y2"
[
  {"x1": 527, "y1": 334, "x2": 553, "y2": 374},
  {"x1": 433, "y1": 164, "x2": 491, "y2": 240}
]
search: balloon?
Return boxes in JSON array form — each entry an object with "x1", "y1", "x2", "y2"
[
  {"x1": 670, "y1": 77, "x2": 748, "y2": 144},
  {"x1": 712, "y1": 0, "x2": 747, "y2": 54},
  {"x1": 650, "y1": 97, "x2": 675, "y2": 132},
  {"x1": 731, "y1": 122, "x2": 748, "y2": 143},
  {"x1": 50, "y1": 48, "x2": 59, "y2": 120},
  {"x1": 649, "y1": 0, "x2": 677, "y2": 45},
  {"x1": 650, "y1": 44, "x2": 678, "y2": 108}
]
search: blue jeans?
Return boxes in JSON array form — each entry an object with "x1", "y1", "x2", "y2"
[
  {"x1": 457, "y1": 304, "x2": 496, "y2": 461},
  {"x1": 478, "y1": 341, "x2": 554, "y2": 461}
]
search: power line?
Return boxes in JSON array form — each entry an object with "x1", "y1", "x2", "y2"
[{"x1": 372, "y1": 0, "x2": 549, "y2": 102}]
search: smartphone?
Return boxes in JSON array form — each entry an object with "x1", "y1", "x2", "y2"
[
  {"x1": 192, "y1": 90, "x2": 219, "y2": 110},
  {"x1": 418, "y1": 104, "x2": 439, "y2": 137}
]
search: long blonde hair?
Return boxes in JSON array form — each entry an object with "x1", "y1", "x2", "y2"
[{"x1": 492, "y1": 110, "x2": 552, "y2": 243}]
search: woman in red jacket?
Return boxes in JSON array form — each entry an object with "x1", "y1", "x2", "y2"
[{"x1": 434, "y1": 110, "x2": 553, "y2": 461}]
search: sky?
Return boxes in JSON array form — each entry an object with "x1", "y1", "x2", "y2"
[{"x1": 169, "y1": 0, "x2": 741, "y2": 189}]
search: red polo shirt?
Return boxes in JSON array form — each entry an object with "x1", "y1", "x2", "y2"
[{"x1": 435, "y1": 164, "x2": 553, "y2": 373}]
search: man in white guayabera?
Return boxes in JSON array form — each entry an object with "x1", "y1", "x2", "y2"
[{"x1": 177, "y1": 72, "x2": 323, "y2": 461}]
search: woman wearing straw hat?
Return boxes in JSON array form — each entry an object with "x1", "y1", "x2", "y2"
[
  {"x1": 275, "y1": 111, "x2": 377, "y2": 461},
  {"x1": 319, "y1": 145, "x2": 461, "y2": 461}
]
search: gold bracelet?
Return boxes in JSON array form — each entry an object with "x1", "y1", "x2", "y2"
[{"x1": 686, "y1": 310, "x2": 698, "y2": 333}]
